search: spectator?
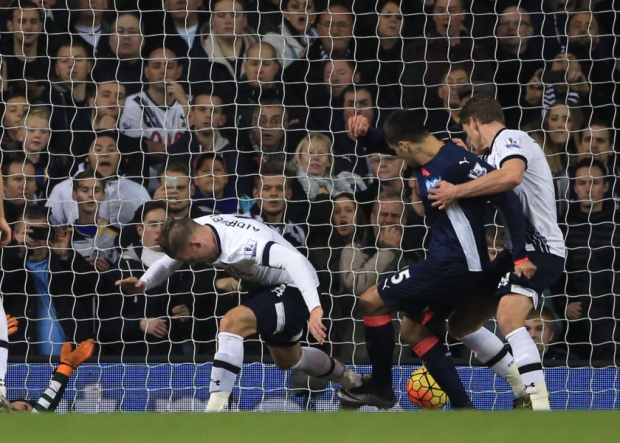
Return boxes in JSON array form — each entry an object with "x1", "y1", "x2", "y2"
[
  {"x1": 405, "y1": 0, "x2": 490, "y2": 108},
  {"x1": 2, "y1": 154, "x2": 39, "y2": 226},
  {"x1": 1, "y1": 92, "x2": 29, "y2": 151},
  {"x1": 95, "y1": 11, "x2": 145, "y2": 96},
  {"x1": 553, "y1": 158, "x2": 620, "y2": 360},
  {"x1": 290, "y1": 132, "x2": 366, "y2": 202},
  {"x1": 246, "y1": 100, "x2": 291, "y2": 165},
  {"x1": 244, "y1": 162, "x2": 306, "y2": 248},
  {"x1": 1, "y1": 0, "x2": 50, "y2": 102},
  {"x1": 152, "y1": 161, "x2": 200, "y2": 219},
  {"x1": 168, "y1": 91, "x2": 253, "y2": 196},
  {"x1": 263, "y1": 0, "x2": 317, "y2": 69},
  {"x1": 67, "y1": 0, "x2": 111, "y2": 56},
  {"x1": 46, "y1": 132, "x2": 150, "y2": 227},
  {"x1": 101, "y1": 200, "x2": 192, "y2": 357},
  {"x1": 69, "y1": 170, "x2": 119, "y2": 271},
  {"x1": 189, "y1": 0, "x2": 258, "y2": 100},
  {"x1": 524, "y1": 306, "x2": 569, "y2": 362},
  {"x1": 555, "y1": 119, "x2": 620, "y2": 215},
  {"x1": 119, "y1": 44, "x2": 189, "y2": 190},
  {"x1": 48, "y1": 39, "x2": 93, "y2": 157},
  {"x1": 492, "y1": 5, "x2": 544, "y2": 128},
  {"x1": 15, "y1": 107, "x2": 64, "y2": 193},
  {"x1": 357, "y1": 152, "x2": 409, "y2": 218},
  {"x1": 163, "y1": 0, "x2": 209, "y2": 56},
  {"x1": 425, "y1": 63, "x2": 470, "y2": 140},
  {"x1": 526, "y1": 101, "x2": 583, "y2": 175},
  {"x1": 192, "y1": 152, "x2": 240, "y2": 215},
  {"x1": 1, "y1": 205, "x2": 102, "y2": 357},
  {"x1": 339, "y1": 191, "x2": 412, "y2": 297}
]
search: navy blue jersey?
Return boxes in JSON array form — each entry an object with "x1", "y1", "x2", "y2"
[{"x1": 415, "y1": 143, "x2": 527, "y2": 271}]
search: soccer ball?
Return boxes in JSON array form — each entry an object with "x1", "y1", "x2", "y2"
[{"x1": 406, "y1": 366, "x2": 448, "y2": 409}]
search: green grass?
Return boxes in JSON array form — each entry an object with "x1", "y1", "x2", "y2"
[{"x1": 2, "y1": 411, "x2": 619, "y2": 443}]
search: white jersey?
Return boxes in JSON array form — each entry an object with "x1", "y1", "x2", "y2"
[
  {"x1": 140, "y1": 214, "x2": 322, "y2": 312},
  {"x1": 120, "y1": 91, "x2": 188, "y2": 145},
  {"x1": 486, "y1": 128, "x2": 565, "y2": 258}
]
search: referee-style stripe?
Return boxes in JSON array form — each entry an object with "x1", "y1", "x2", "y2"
[
  {"x1": 262, "y1": 241, "x2": 276, "y2": 266},
  {"x1": 519, "y1": 362, "x2": 543, "y2": 375},
  {"x1": 274, "y1": 302, "x2": 285, "y2": 333},
  {"x1": 213, "y1": 359, "x2": 241, "y2": 375}
]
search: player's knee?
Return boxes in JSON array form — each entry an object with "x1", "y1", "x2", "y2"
[{"x1": 219, "y1": 308, "x2": 255, "y2": 336}]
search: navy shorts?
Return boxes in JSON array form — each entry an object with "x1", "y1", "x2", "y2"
[
  {"x1": 243, "y1": 284, "x2": 310, "y2": 347},
  {"x1": 492, "y1": 250, "x2": 565, "y2": 308},
  {"x1": 377, "y1": 256, "x2": 487, "y2": 319}
]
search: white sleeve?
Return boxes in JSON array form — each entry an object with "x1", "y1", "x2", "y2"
[
  {"x1": 139, "y1": 254, "x2": 185, "y2": 290},
  {"x1": 119, "y1": 99, "x2": 143, "y2": 139},
  {"x1": 495, "y1": 133, "x2": 530, "y2": 168},
  {"x1": 265, "y1": 242, "x2": 321, "y2": 312}
]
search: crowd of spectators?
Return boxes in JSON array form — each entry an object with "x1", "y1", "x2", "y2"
[{"x1": 0, "y1": 0, "x2": 619, "y2": 364}]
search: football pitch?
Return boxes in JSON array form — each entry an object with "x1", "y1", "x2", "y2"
[{"x1": 3, "y1": 411, "x2": 618, "y2": 442}]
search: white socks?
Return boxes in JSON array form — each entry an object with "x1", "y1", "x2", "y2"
[
  {"x1": 0, "y1": 304, "x2": 8, "y2": 390},
  {"x1": 206, "y1": 332, "x2": 244, "y2": 413},
  {"x1": 291, "y1": 347, "x2": 361, "y2": 389},
  {"x1": 461, "y1": 327, "x2": 526, "y2": 399},
  {"x1": 506, "y1": 327, "x2": 549, "y2": 410}
]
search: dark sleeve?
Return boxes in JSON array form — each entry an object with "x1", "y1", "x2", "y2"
[{"x1": 33, "y1": 368, "x2": 71, "y2": 413}]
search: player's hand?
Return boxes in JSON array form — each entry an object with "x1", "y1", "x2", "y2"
[
  {"x1": 115, "y1": 277, "x2": 147, "y2": 295},
  {"x1": 60, "y1": 339, "x2": 95, "y2": 369},
  {"x1": 308, "y1": 307, "x2": 326, "y2": 344},
  {"x1": 0, "y1": 216, "x2": 11, "y2": 247},
  {"x1": 6, "y1": 315, "x2": 18, "y2": 336},
  {"x1": 347, "y1": 115, "x2": 370, "y2": 139},
  {"x1": 215, "y1": 277, "x2": 240, "y2": 293},
  {"x1": 428, "y1": 181, "x2": 458, "y2": 210},
  {"x1": 514, "y1": 259, "x2": 537, "y2": 279},
  {"x1": 451, "y1": 138, "x2": 468, "y2": 150},
  {"x1": 140, "y1": 318, "x2": 168, "y2": 338},
  {"x1": 172, "y1": 304, "x2": 190, "y2": 323},
  {"x1": 566, "y1": 301, "x2": 582, "y2": 320}
]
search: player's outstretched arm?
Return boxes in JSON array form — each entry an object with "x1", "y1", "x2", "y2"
[
  {"x1": 429, "y1": 158, "x2": 526, "y2": 209},
  {"x1": 123, "y1": 255, "x2": 184, "y2": 294}
]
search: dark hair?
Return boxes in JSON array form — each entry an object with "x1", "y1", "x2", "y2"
[
  {"x1": 340, "y1": 83, "x2": 376, "y2": 103},
  {"x1": 157, "y1": 160, "x2": 190, "y2": 178},
  {"x1": 579, "y1": 118, "x2": 614, "y2": 146},
  {"x1": 56, "y1": 38, "x2": 93, "y2": 59},
  {"x1": 132, "y1": 200, "x2": 169, "y2": 224},
  {"x1": 382, "y1": 109, "x2": 429, "y2": 146},
  {"x1": 158, "y1": 216, "x2": 199, "y2": 258},
  {"x1": 193, "y1": 152, "x2": 227, "y2": 174},
  {"x1": 86, "y1": 78, "x2": 125, "y2": 101},
  {"x1": 72, "y1": 169, "x2": 100, "y2": 191},
  {"x1": 23, "y1": 204, "x2": 50, "y2": 222},
  {"x1": 573, "y1": 158, "x2": 609, "y2": 184},
  {"x1": 459, "y1": 93, "x2": 506, "y2": 125},
  {"x1": 253, "y1": 161, "x2": 291, "y2": 188},
  {"x1": 7, "y1": 0, "x2": 44, "y2": 22},
  {"x1": 2, "y1": 153, "x2": 35, "y2": 178}
]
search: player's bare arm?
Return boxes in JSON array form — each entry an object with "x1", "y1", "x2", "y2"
[
  {"x1": 429, "y1": 158, "x2": 526, "y2": 210},
  {"x1": 115, "y1": 276, "x2": 147, "y2": 294},
  {"x1": 308, "y1": 307, "x2": 326, "y2": 344}
]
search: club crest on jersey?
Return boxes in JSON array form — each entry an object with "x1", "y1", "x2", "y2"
[
  {"x1": 425, "y1": 176, "x2": 441, "y2": 190},
  {"x1": 504, "y1": 137, "x2": 521, "y2": 149},
  {"x1": 467, "y1": 162, "x2": 487, "y2": 179},
  {"x1": 244, "y1": 240, "x2": 257, "y2": 257}
]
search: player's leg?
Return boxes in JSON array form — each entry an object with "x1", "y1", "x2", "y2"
[
  {"x1": 268, "y1": 343, "x2": 363, "y2": 389},
  {"x1": 402, "y1": 315, "x2": 474, "y2": 408},
  {"x1": 448, "y1": 296, "x2": 527, "y2": 406},
  {"x1": 0, "y1": 300, "x2": 11, "y2": 412},
  {"x1": 336, "y1": 283, "x2": 397, "y2": 408},
  {"x1": 497, "y1": 293, "x2": 549, "y2": 409},
  {"x1": 205, "y1": 305, "x2": 257, "y2": 413}
]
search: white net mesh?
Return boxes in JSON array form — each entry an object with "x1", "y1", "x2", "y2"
[{"x1": 1, "y1": 0, "x2": 619, "y2": 411}]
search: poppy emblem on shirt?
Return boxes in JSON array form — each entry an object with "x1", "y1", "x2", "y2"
[{"x1": 505, "y1": 137, "x2": 521, "y2": 149}]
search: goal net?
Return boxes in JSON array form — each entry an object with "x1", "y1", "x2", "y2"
[{"x1": 2, "y1": 0, "x2": 619, "y2": 411}]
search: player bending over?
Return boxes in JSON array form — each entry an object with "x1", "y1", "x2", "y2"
[
  {"x1": 429, "y1": 94, "x2": 565, "y2": 410},
  {"x1": 117, "y1": 215, "x2": 364, "y2": 413},
  {"x1": 338, "y1": 110, "x2": 533, "y2": 409}
]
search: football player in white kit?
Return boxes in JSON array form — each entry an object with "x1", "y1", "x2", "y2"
[
  {"x1": 116, "y1": 214, "x2": 364, "y2": 412},
  {"x1": 429, "y1": 94, "x2": 566, "y2": 410}
]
